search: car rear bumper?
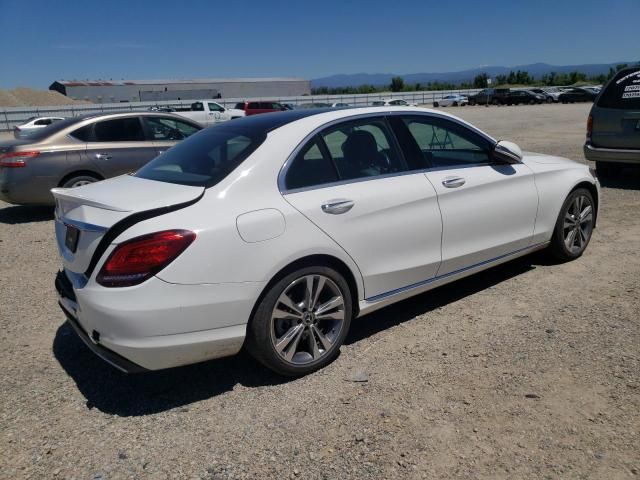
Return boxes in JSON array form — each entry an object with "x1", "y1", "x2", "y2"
[
  {"x1": 0, "y1": 168, "x2": 58, "y2": 205},
  {"x1": 55, "y1": 270, "x2": 262, "y2": 372},
  {"x1": 584, "y1": 143, "x2": 640, "y2": 164}
]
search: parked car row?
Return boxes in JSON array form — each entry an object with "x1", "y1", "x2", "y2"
[{"x1": 1, "y1": 112, "x2": 202, "y2": 205}]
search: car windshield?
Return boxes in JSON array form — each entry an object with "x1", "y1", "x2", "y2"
[{"x1": 135, "y1": 123, "x2": 266, "y2": 187}]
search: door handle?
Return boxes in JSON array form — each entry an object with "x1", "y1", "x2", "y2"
[
  {"x1": 442, "y1": 176, "x2": 466, "y2": 188},
  {"x1": 95, "y1": 153, "x2": 112, "y2": 160},
  {"x1": 321, "y1": 199, "x2": 354, "y2": 215}
]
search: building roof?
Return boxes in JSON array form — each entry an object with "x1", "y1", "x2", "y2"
[{"x1": 53, "y1": 77, "x2": 308, "y2": 87}]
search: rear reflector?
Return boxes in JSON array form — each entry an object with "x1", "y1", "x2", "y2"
[
  {"x1": 586, "y1": 115, "x2": 593, "y2": 140},
  {"x1": 0, "y1": 151, "x2": 40, "y2": 167},
  {"x1": 97, "y1": 230, "x2": 196, "y2": 287}
]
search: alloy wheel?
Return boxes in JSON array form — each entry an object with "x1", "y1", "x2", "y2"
[
  {"x1": 70, "y1": 179, "x2": 93, "y2": 188},
  {"x1": 270, "y1": 274, "x2": 345, "y2": 365},
  {"x1": 563, "y1": 194, "x2": 594, "y2": 254}
]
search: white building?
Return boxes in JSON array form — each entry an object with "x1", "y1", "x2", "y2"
[{"x1": 49, "y1": 77, "x2": 311, "y2": 103}]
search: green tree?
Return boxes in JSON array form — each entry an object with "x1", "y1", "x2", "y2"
[
  {"x1": 390, "y1": 76, "x2": 405, "y2": 92},
  {"x1": 473, "y1": 73, "x2": 488, "y2": 88}
]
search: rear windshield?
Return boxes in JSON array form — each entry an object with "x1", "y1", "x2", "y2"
[
  {"x1": 135, "y1": 124, "x2": 266, "y2": 187},
  {"x1": 597, "y1": 68, "x2": 640, "y2": 109}
]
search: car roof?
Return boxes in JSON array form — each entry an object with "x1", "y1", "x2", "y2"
[{"x1": 227, "y1": 106, "x2": 496, "y2": 143}]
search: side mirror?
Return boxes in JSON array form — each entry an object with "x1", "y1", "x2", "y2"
[{"x1": 493, "y1": 140, "x2": 523, "y2": 164}]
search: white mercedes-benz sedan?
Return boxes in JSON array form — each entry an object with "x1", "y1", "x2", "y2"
[{"x1": 53, "y1": 107, "x2": 600, "y2": 376}]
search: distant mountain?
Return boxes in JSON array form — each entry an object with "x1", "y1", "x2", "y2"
[{"x1": 311, "y1": 62, "x2": 632, "y2": 88}]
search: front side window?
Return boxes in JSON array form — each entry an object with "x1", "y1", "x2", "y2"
[
  {"x1": 34, "y1": 119, "x2": 52, "y2": 126},
  {"x1": 145, "y1": 117, "x2": 200, "y2": 141},
  {"x1": 135, "y1": 125, "x2": 265, "y2": 187},
  {"x1": 93, "y1": 117, "x2": 144, "y2": 142},
  {"x1": 208, "y1": 103, "x2": 224, "y2": 112},
  {"x1": 320, "y1": 118, "x2": 405, "y2": 180},
  {"x1": 400, "y1": 116, "x2": 491, "y2": 168}
]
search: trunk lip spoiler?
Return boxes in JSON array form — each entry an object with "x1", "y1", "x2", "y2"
[
  {"x1": 51, "y1": 187, "x2": 132, "y2": 213},
  {"x1": 83, "y1": 189, "x2": 206, "y2": 279}
]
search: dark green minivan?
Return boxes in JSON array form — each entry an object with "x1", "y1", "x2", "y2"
[{"x1": 584, "y1": 67, "x2": 640, "y2": 176}]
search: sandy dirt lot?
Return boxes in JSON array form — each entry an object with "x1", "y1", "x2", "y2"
[{"x1": 1, "y1": 103, "x2": 638, "y2": 479}]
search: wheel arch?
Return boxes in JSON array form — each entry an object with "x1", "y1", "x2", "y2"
[
  {"x1": 248, "y1": 254, "x2": 362, "y2": 327},
  {"x1": 58, "y1": 170, "x2": 104, "y2": 188},
  {"x1": 571, "y1": 180, "x2": 599, "y2": 227}
]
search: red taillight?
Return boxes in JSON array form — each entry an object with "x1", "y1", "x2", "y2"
[
  {"x1": 586, "y1": 115, "x2": 593, "y2": 140},
  {"x1": 0, "y1": 151, "x2": 39, "y2": 167},
  {"x1": 97, "y1": 230, "x2": 196, "y2": 287}
]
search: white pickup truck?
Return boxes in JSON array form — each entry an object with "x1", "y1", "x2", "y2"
[{"x1": 172, "y1": 100, "x2": 245, "y2": 126}]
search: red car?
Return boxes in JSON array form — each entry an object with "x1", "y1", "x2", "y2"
[{"x1": 234, "y1": 101, "x2": 287, "y2": 116}]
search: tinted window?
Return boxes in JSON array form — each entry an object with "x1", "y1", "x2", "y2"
[
  {"x1": 320, "y1": 118, "x2": 405, "y2": 180},
  {"x1": 145, "y1": 117, "x2": 200, "y2": 141},
  {"x1": 69, "y1": 124, "x2": 93, "y2": 142},
  {"x1": 135, "y1": 124, "x2": 265, "y2": 187},
  {"x1": 34, "y1": 119, "x2": 52, "y2": 126},
  {"x1": 597, "y1": 68, "x2": 640, "y2": 109},
  {"x1": 234, "y1": 103, "x2": 246, "y2": 109},
  {"x1": 285, "y1": 137, "x2": 338, "y2": 190},
  {"x1": 401, "y1": 116, "x2": 491, "y2": 168},
  {"x1": 93, "y1": 117, "x2": 144, "y2": 142},
  {"x1": 208, "y1": 103, "x2": 224, "y2": 112},
  {"x1": 191, "y1": 102, "x2": 204, "y2": 111}
]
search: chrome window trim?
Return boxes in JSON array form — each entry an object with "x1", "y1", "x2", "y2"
[{"x1": 277, "y1": 111, "x2": 497, "y2": 194}]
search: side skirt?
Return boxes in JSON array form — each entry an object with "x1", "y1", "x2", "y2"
[{"x1": 357, "y1": 242, "x2": 549, "y2": 317}]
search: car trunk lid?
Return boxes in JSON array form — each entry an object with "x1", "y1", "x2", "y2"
[{"x1": 52, "y1": 174, "x2": 204, "y2": 275}]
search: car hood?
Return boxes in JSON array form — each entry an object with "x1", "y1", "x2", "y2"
[{"x1": 521, "y1": 151, "x2": 582, "y2": 167}]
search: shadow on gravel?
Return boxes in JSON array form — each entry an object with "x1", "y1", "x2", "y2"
[
  {"x1": 53, "y1": 253, "x2": 544, "y2": 417},
  {"x1": 598, "y1": 168, "x2": 640, "y2": 191},
  {"x1": 0, "y1": 205, "x2": 54, "y2": 224},
  {"x1": 53, "y1": 323, "x2": 291, "y2": 417},
  {"x1": 346, "y1": 255, "x2": 538, "y2": 345}
]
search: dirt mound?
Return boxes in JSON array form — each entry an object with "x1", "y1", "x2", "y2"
[{"x1": 0, "y1": 88, "x2": 88, "y2": 107}]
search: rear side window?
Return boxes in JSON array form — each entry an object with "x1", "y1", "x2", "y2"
[
  {"x1": 135, "y1": 125, "x2": 265, "y2": 187},
  {"x1": 285, "y1": 137, "x2": 338, "y2": 190},
  {"x1": 320, "y1": 118, "x2": 405, "y2": 180},
  {"x1": 597, "y1": 68, "x2": 640, "y2": 109},
  {"x1": 70, "y1": 124, "x2": 93, "y2": 141},
  {"x1": 234, "y1": 103, "x2": 245, "y2": 109},
  {"x1": 93, "y1": 117, "x2": 144, "y2": 142}
]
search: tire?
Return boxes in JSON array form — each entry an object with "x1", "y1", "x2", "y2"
[
  {"x1": 246, "y1": 266, "x2": 353, "y2": 377},
  {"x1": 61, "y1": 174, "x2": 101, "y2": 189},
  {"x1": 549, "y1": 188, "x2": 595, "y2": 261},
  {"x1": 433, "y1": 102, "x2": 439, "y2": 107},
  {"x1": 453, "y1": 101, "x2": 458, "y2": 106},
  {"x1": 546, "y1": 97, "x2": 553, "y2": 103}
]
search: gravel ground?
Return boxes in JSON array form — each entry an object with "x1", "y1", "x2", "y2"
[{"x1": 1, "y1": 103, "x2": 639, "y2": 479}]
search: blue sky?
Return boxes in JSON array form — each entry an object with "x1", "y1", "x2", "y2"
[{"x1": 0, "y1": 0, "x2": 637, "y2": 88}]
